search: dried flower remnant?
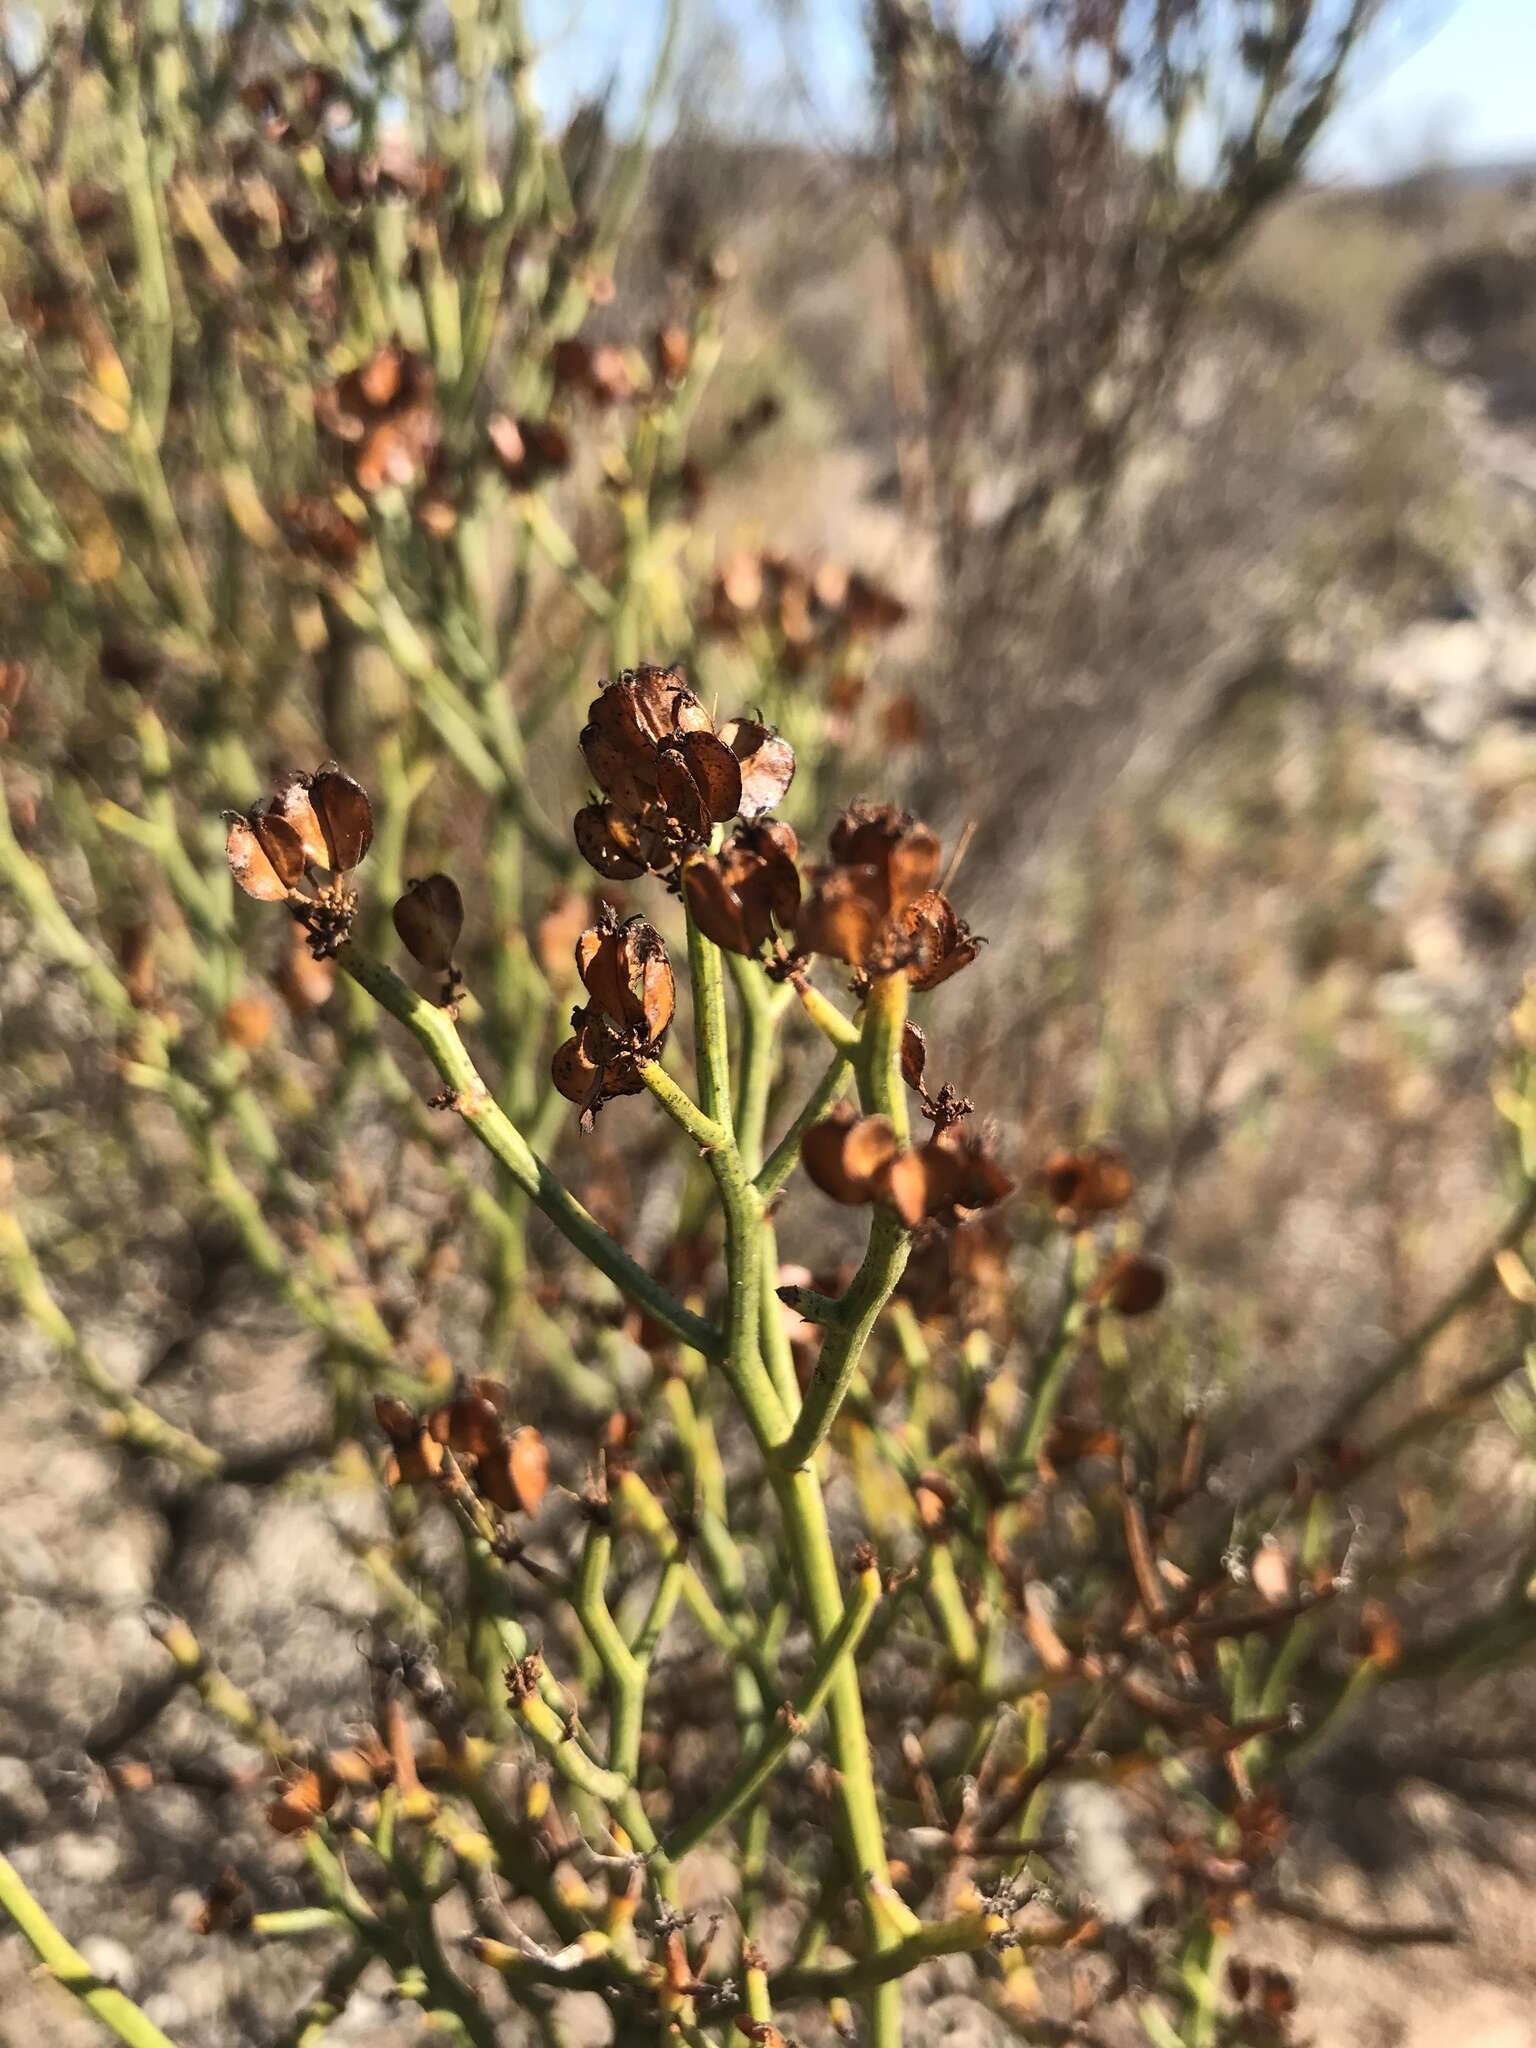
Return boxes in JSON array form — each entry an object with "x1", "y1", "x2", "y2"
[
  {"x1": 373, "y1": 1386, "x2": 549, "y2": 1518},
  {"x1": 226, "y1": 766, "x2": 374, "y2": 957},
  {"x1": 1037, "y1": 1146, "x2": 1135, "y2": 1225},
  {"x1": 801, "y1": 1105, "x2": 1013, "y2": 1230},
  {"x1": 551, "y1": 910, "x2": 676, "y2": 1129},
  {"x1": 1090, "y1": 1250, "x2": 1169, "y2": 1317},
  {"x1": 315, "y1": 345, "x2": 442, "y2": 496},
  {"x1": 192, "y1": 1865, "x2": 253, "y2": 1936},
  {"x1": 487, "y1": 412, "x2": 572, "y2": 489},
  {"x1": 900, "y1": 889, "x2": 984, "y2": 992},
  {"x1": 573, "y1": 668, "x2": 794, "y2": 884},
  {"x1": 373, "y1": 1392, "x2": 445, "y2": 1486},
  {"x1": 282, "y1": 494, "x2": 365, "y2": 569},
  {"x1": 797, "y1": 802, "x2": 980, "y2": 986},
  {"x1": 719, "y1": 718, "x2": 796, "y2": 820},
  {"x1": 682, "y1": 822, "x2": 802, "y2": 959},
  {"x1": 551, "y1": 337, "x2": 635, "y2": 407},
  {"x1": 265, "y1": 1763, "x2": 340, "y2": 1836},
  {"x1": 393, "y1": 872, "x2": 465, "y2": 1006}
]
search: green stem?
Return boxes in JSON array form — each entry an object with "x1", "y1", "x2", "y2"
[
  {"x1": 575, "y1": 1520, "x2": 646, "y2": 1780},
  {"x1": 338, "y1": 945, "x2": 719, "y2": 1356},
  {"x1": 0, "y1": 1852, "x2": 182, "y2": 2048},
  {"x1": 665, "y1": 1555, "x2": 880, "y2": 1858},
  {"x1": 778, "y1": 972, "x2": 912, "y2": 1469}
]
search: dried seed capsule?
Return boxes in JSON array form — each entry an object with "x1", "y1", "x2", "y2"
[
  {"x1": 1091, "y1": 1250, "x2": 1169, "y2": 1316},
  {"x1": 393, "y1": 873, "x2": 463, "y2": 972},
  {"x1": 427, "y1": 1392, "x2": 502, "y2": 1458},
  {"x1": 226, "y1": 810, "x2": 304, "y2": 900},
  {"x1": 477, "y1": 1426, "x2": 549, "y2": 1514},
  {"x1": 900, "y1": 890, "x2": 984, "y2": 991},
  {"x1": 272, "y1": 772, "x2": 330, "y2": 868},
  {"x1": 661, "y1": 729, "x2": 741, "y2": 828},
  {"x1": 719, "y1": 717, "x2": 796, "y2": 819},
  {"x1": 265, "y1": 1764, "x2": 340, "y2": 1837},
  {"x1": 802, "y1": 1107, "x2": 898, "y2": 1205},
  {"x1": 1037, "y1": 1147, "x2": 1134, "y2": 1222},
  {"x1": 309, "y1": 767, "x2": 374, "y2": 871}
]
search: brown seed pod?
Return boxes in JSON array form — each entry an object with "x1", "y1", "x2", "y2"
[
  {"x1": 573, "y1": 801, "x2": 651, "y2": 881},
  {"x1": 844, "y1": 572, "x2": 908, "y2": 638},
  {"x1": 265, "y1": 1764, "x2": 339, "y2": 1837},
  {"x1": 1037, "y1": 1147, "x2": 1134, "y2": 1222},
  {"x1": 477, "y1": 1426, "x2": 550, "y2": 1514},
  {"x1": 226, "y1": 810, "x2": 303, "y2": 900},
  {"x1": 718, "y1": 718, "x2": 796, "y2": 819},
  {"x1": 192, "y1": 1865, "x2": 253, "y2": 1936},
  {"x1": 881, "y1": 1148, "x2": 930, "y2": 1229},
  {"x1": 900, "y1": 890, "x2": 984, "y2": 992},
  {"x1": 373, "y1": 1394, "x2": 417, "y2": 1442},
  {"x1": 802, "y1": 1107, "x2": 898, "y2": 1205},
  {"x1": 828, "y1": 802, "x2": 940, "y2": 915},
  {"x1": 309, "y1": 767, "x2": 374, "y2": 871},
  {"x1": 552, "y1": 1030, "x2": 605, "y2": 1107},
  {"x1": 919, "y1": 1127, "x2": 1016, "y2": 1228},
  {"x1": 487, "y1": 413, "x2": 571, "y2": 488},
  {"x1": 1091, "y1": 1250, "x2": 1168, "y2": 1316},
  {"x1": 393, "y1": 873, "x2": 464, "y2": 972},
  {"x1": 683, "y1": 855, "x2": 756, "y2": 956},
  {"x1": 661, "y1": 729, "x2": 742, "y2": 828},
  {"x1": 796, "y1": 865, "x2": 888, "y2": 969},
  {"x1": 277, "y1": 922, "x2": 336, "y2": 1015},
  {"x1": 901, "y1": 1020, "x2": 928, "y2": 1095},
  {"x1": 427, "y1": 1392, "x2": 502, "y2": 1459},
  {"x1": 576, "y1": 916, "x2": 674, "y2": 1041},
  {"x1": 271, "y1": 772, "x2": 331, "y2": 868}
]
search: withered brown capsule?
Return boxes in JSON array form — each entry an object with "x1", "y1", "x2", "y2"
[
  {"x1": 393, "y1": 873, "x2": 464, "y2": 972},
  {"x1": 308, "y1": 767, "x2": 374, "y2": 871}
]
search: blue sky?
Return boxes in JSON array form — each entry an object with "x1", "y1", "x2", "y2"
[
  {"x1": 1319, "y1": 0, "x2": 1536, "y2": 175},
  {"x1": 530, "y1": 0, "x2": 1535, "y2": 182}
]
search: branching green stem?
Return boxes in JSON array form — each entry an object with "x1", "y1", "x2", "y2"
[
  {"x1": 666, "y1": 1557, "x2": 881, "y2": 1858},
  {"x1": 338, "y1": 944, "x2": 719, "y2": 1356},
  {"x1": 0, "y1": 1852, "x2": 182, "y2": 2048}
]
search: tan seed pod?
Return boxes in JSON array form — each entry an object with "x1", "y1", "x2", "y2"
[
  {"x1": 477, "y1": 1425, "x2": 549, "y2": 1514},
  {"x1": 879, "y1": 1148, "x2": 929, "y2": 1229},
  {"x1": 226, "y1": 811, "x2": 302, "y2": 900},
  {"x1": 1038, "y1": 1147, "x2": 1134, "y2": 1222},
  {"x1": 719, "y1": 718, "x2": 796, "y2": 820},
  {"x1": 272, "y1": 773, "x2": 330, "y2": 868},
  {"x1": 372, "y1": 1394, "x2": 417, "y2": 1442},
  {"x1": 901, "y1": 1020, "x2": 928, "y2": 1094},
  {"x1": 430, "y1": 1392, "x2": 502, "y2": 1459},
  {"x1": 683, "y1": 856, "x2": 754, "y2": 956},
  {"x1": 802, "y1": 1110, "x2": 898, "y2": 1205},
  {"x1": 265, "y1": 1765, "x2": 339, "y2": 1837},
  {"x1": 393, "y1": 873, "x2": 463, "y2": 972},
  {"x1": 655, "y1": 744, "x2": 708, "y2": 840},
  {"x1": 552, "y1": 1032, "x2": 603, "y2": 1105}
]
